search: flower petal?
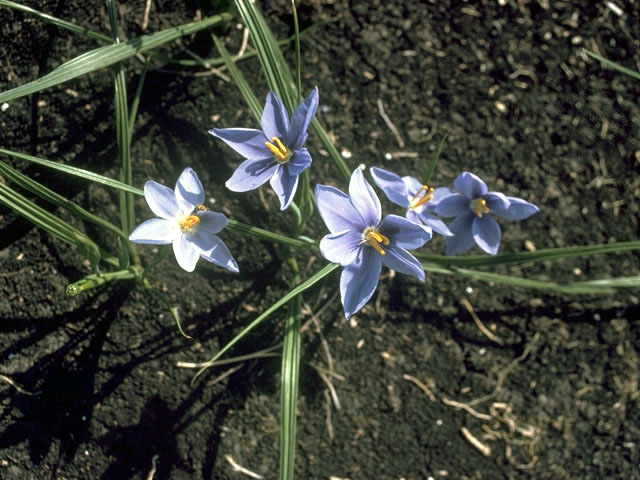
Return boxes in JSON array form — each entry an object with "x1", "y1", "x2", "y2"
[
  {"x1": 483, "y1": 191, "x2": 510, "y2": 212},
  {"x1": 173, "y1": 234, "x2": 200, "y2": 272},
  {"x1": 402, "y1": 176, "x2": 423, "y2": 197},
  {"x1": 445, "y1": 212, "x2": 476, "y2": 255},
  {"x1": 287, "y1": 87, "x2": 319, "y2": 150},
  {"x1": 381, "y1": 246, "x2": 425, "y2": 281},
  {"x1": 429, "y1": 187, "x2": 456, "y2": 207},
  {"x1": 434, "y1": 193, "x2": 470, "y2": 218},
  {"x1": 370, "y1": 167, "x2": 410, "y2": 208},
  {"x1": 129, "y1": 218, "x2": 177, "y2": 244},
  {"x1": 175, "y1": 167, "x2": 204, "y2": 213},
  {"x1": 472, "y1": 215, "x2": 502, "y2": 255},
  {"x1": 287, "y1": 148, "x2": 312, "y2": 176},
  {"x1": 492, "y1": 196, "x2": 539, "y2": 221},
  {"x1": 144, "y1": 180, "x2": 180, "y2": 219},
  {"x1": 378, "y1": 214, "x2": 431, "y2": 249},
  {"x1": 209, "y1": 127, "x2": 270, "y2": 159},
  {"x1": 270, "y1": 167, "x2": 298, "y2": 210},
  {"x1": 417, "y1": 212, "x2": 453, "y2": 236},
  {"x1": 197, "y1": 211, "x2": 228, "y2": 234},
  {"x1": 340, "y1": 248, "x2": 382, "y2": 320},
  {"x1": 319, "y1": 230, "x2": 362, "y2": 266},
  {"x1": 196, "y1": 233, "x2": 239, "y2": 273},
  {"x1": 453, "y1": 172, "x2": 488, "y2": 199},
  {"x1": 315, "y1": 184, "x2": 364, "y2": 233},
  {"x1": 226, "y1": 158, "x2": 279, "y2": 192},
  {"x1": 349, "y1": 168, "x2": 381, "y2": 227},
  {"x1": 261, "y1": 91, "x2": 290, "y2": 140}
]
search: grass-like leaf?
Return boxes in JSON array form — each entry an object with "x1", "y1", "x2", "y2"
[
  {"x1": 0, "y1": 148, "x2": 144, "y2": 196},
  {"x1": 415, "y1": 241, "x2": 640, "y2": 268},
  {"x1": 583, "y1": 49, "x2": 640, "y2": 81},
  {"x1": 190, "y1": 263, "x2": 339, "y2": 380},
  {"x1": 0, "y1": 12, "x2": 231, "y2": 103}
]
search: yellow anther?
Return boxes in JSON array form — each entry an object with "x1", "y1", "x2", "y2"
[
  {"x1": 180, "y1": 215, "x2": 200, "y2": 230},
  {"x1": 196, "y1": 204, "x2": 206, "y2": 211},
  {"x1": 363, "y1": 228, "x2": 390, "y2": 256},
  {"x1": 265, "y1": 136, "x2": 292, "y2": 163},
  {"x1": 409, "y1": 185, "x2": 435, "y2": 210},
  {"x1": 471, "y1": 198, "x2": 490, "y2": 218}
]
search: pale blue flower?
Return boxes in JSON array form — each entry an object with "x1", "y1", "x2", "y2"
[
  {"x1": 370, "y1": 166, "x2": 453, "y2": 236},
  {"x1": 316, "y1": 168, "x2": 431, "y2": 319},
  {"x1": 209, "y1": 88, "x2": 319, "y2": 210},
  {"x1": 129, "y1": 168, "x2": 239, "y2": 273},
  {"x1": 435, "y1": 171, "x2": 539, "y2": 255}
]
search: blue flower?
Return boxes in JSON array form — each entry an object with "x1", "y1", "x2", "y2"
[
  {"x1": 370, "y1": 166, "x2": 454, "y2": 237},
  {"x1": 434, "y1": 171, "x2": 539, "y2": 255},
  {"x1": 129, "y1": 168, "x2": 239, "y2": 273},
  {"x1": 209, "y1": 88, "x2": 319, "y2": 210},
  {"x1": 315, "y1": 168, "x2": 431, "y2": 319}
]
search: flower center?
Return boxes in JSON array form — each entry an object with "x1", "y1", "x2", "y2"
[
  {"x1": 409, "y1": 185, "x2": 434, "y2": 210},
  {"x1": 265, "y1": 137, "x2": 292, "y2": 164},
  {"x1": 178, "y1": 204, "x2": 206, "y2": 233},
  {"x1": 363, "y1": 227, "x2": 390, "y2": 256},
  {"x1": 471, "y1": 198, "x2": 490, "y2": 218}
]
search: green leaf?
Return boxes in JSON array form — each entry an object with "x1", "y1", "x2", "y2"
[
  {"x1": 66, "y1": 268, "x2": 138, "y2": 296},
  {"x1": 0, "y1": 12, "x2": 232, "y2": 103},
  {"x1": 0, "y1": 148, "x2": 144, "y2": 196},
  {"x1": 192, "y1": 263, "x2": 339, "y2": 379},
  {"x1": 227, "y1": 218, "x2": 317, "y2": 250},
  {"x1": 0, "y1": 0, "x2": 111, "y2": 43},
  {"x1": 422, "y1": 135, "x2": 447, "y2": 185},
  {"x1": 583, "y1": 49, "x2": 640, "y2": 81},
  {"x1": 415, "y1": 241, "x2": 640, "y2": 268}
]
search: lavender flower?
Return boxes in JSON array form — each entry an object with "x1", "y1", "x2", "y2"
[
  {"x1": 129, "y1": 168, "x2": 239, "y2": 273},
  {"x1": 434, "y1": 171, "x2": 539, "y2": 255},
  {"x1": 209, "y1": 88, "x2": 319, "y2": 210},
  {"x1": 316, "y1": 168, "x2": 431, "y2": 319},
  {"x1": 370, "y1": 166, "x2": 453, "y2": 237}
]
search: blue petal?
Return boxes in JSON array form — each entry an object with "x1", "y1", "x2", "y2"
[
  {"x1": 175, "y1": 167, "x2": 204, "y2": 213},
  {"x1": 493, "y1": 196, "x2": 539, "y2": 221},
  {"x1": 453, "y1": 172, "x2": 488, "y2": 199},
  {"x1": 319, "y1": 230, "x2": 362, "y2": 266},
  {"x1": 435, "y1": 193, "x2": 470, "y2": 218},
  {"x1": 445, "y1": 213, "x2": 476, "y2": 255},
  {"x1": 484, "y1": 192, "x2": 510, "y2": 212},
  {"x1": 429, "y1": 187, "x2": 456, "y2": 207},
  {"x1": 287, "y1": 148, "x2": 312, "y2": 176},
  {"x1": 129, "y1": 218, "x2": 177, "y2": 244},
  {"x1": 340, "y1": 248, "x2": 382, "y2": 320},
  {"x1": 261, "y1": 91, "x2": 290, "y2": 140},
  {"x1": 144, "y1": 180, "x2": 180, "y2": 219},
  {"x1": 381, "y1": 246, "x2": 425, "y2": 281},
  {"x1": 378, "y1": 214, "x2": 431, "y2": 249},
  {"x1": 370, "y1": 167, "x2": 410, "y2": 208},
  {"x1": 196, "y1": 233, "x2": 239, "y2": 273},
  {"x1": 402, "y1": 176, "x2": 423, "y2": 196},
  {"x1": 472, "y1": 215, "x2": 502, "y2": 255},
  {"x1": 209, "y1": 127, "x2": 270, "y2": 159},
  {"x1": 270, "y1": 167, "x2": 298, "y2": 210},
  {"x1": 197, "y1": 211, "x2": 228, "y2": 234},
  {"x1": 349, "y1": 168, "x2": 381, "y2": 227},
  {"x1": 226, "y1": 158, "x2": 279, "y2": 192},
  {"x1": 173, "y1": 234, "x2": 200, "y2": 272},
  {"x1": 417, "y1": 212, "x2": 453, "y2": 236},
  {"x1": 315, "y1": 184, "x2": 365, "y2": 233},
  {"x1": 287, "y1": 87, "x2": 319, "y2": 150}
]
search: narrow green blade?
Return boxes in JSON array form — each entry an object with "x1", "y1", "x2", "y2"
[
  {"x1": 583, "y1": 49, "x2": 640, "y2": 81},
  {"x1": 0, "y1": 12, "x2": 231, "y2": 103}
]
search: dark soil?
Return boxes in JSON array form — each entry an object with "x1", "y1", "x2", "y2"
[{"x1": 1, "y1": 1, "x2": 640, "y2": 479}]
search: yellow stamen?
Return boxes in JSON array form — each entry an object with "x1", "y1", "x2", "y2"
[
  {"x1": 265, "y1": 136, "x2": 292, "y2": 163},
  {"x1": 409, "y1": 185, "x2": 435, "y2": 210},
  {"x1": 196, "y1": 204, "x2": 206, "y2": 211},
  {"x1": 364, "y1": 228, "x2": 390, "y2": 256},
  {"x1": 180, "y1": 215, "x2": 200, "y2": 230},
  {"x1": 471, "y1": 198, "x2": 490, "y2": 218}
]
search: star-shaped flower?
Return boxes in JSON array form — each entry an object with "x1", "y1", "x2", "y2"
[
  {"x1": 209, "y1": 88, "x2": 319, "y2": 210},
  {"x1": 129, "y1": 168, "x2": 239, "y2": 273},
  {"x1": 434, "y1": 171, "x2": 539, "y2": 255},
  {"x1": 316, "y1": 168, "x2": 431, "y2": 319},
  {"x1": 370, "y1": 166, "x2": 453, "y2": 237}
]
